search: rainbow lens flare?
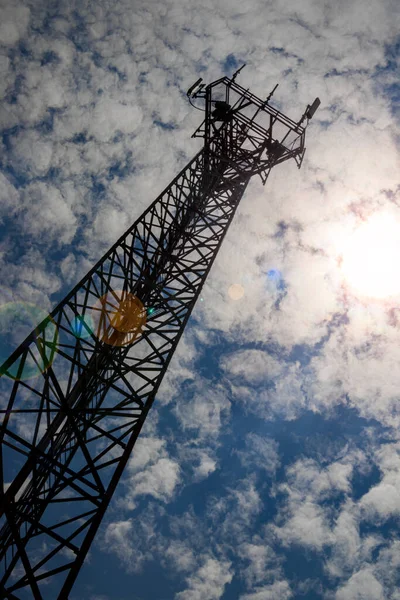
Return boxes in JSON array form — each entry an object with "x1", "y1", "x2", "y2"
[
  {"x1": 0, "y1": 302, "x2": 58, "y2": 380},
  {"x1": 71, "y1": 314, "x2": 95, "y2": 339}
]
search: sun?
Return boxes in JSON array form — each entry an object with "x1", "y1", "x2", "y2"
[{"x1": 341, "y1": 212, "x2": 400, "y2": 300}]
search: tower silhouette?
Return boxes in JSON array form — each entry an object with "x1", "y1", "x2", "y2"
[{"x1": 0, "y1": 67, "x2": 318, "y2": 599}]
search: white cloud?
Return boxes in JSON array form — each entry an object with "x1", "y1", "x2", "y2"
[
  {"x1": 335, "y1": 568, "x2": 384, "y2": 600},
  {"x1": 239, "y1": 580, "x2": 292, "y2": 600},
  {"x1": 128, "y1": 436, "x2": 166, "y2": 473},
  {"x1": 373, "y1": 540, "x2": 400, "y2": 592},
  {"x1": 0, "y1": 1, "x2": 30, "y2": 46},
  {"x1": 101, "y1": 505, "x2": 166, "y2": 574},
  {"x1": 238, "y1": 542, "x2": 283, "y2": 588},
  {"x1": 192, "y1": 450, "x2": 217, "y2": 481},
  {"x1": 270, "y1": 442, "x2": 400, "y2": 595},
  {"x1": 121, "y1": 437, "x2": 181, "y2": 509},
  {"x1": 273, "y1": 454, "x2": 363, "y2": 551},
  {"x1": 237, "y1": 434, "x2": 280, "y2": 477},
  {"x1": 221, "y1": 349, "x2": 283, "y2": 385},
  {"x1": 276, "y1": 498, "x2": 332, "y2": 550},
  {"x1": 165, "y1": 541, "x2": 196, "y2": 573},
  {"x1": 325, "y1": 503, "x2": 363, "y2": 579},
  {"x1": 88, "y1": 98, "x2": 143, "y2": 143},
  {"x1": 359, "y1": 443, "x2": 400, "y2": 521},
  {"x1": 207, "y1": 479, "x2": 263, "y2": 546},
  {"x1": 285, "y1": 457, "x2": 354, "y2": 499},
  {"x1": 91, "y1": 204, "x2": 130, "y2": 248},
  {"x1": 0, "y1": 173, "x2": 19, "y2": 214},
  {"x1": 103, "y1": 519, "x2": 134, "y2": 562},
  {"x1": 59, "y1": 253, "x2": 77, "y2": 284},
  {"x1": 224, "y1": 352, "x2": 307, "y2": 420},
  {"x1": 173, "y1": 383, "x2": 231, "y2": 438},
  {"x1": 11, "y1": 131, "x2": 54, "y2": 177},
  {"x1": 176, "y1": 557, "x2": 232, "y2": 600},
  {"x1": 20, "y1": 182, "x2": 77, "y2": 244},
  {"x1": 0, "y1": 55, "x2": 11, "y2": 100},
  {"x1": 361, "y1": 482, "x2": 400, "y2": 521},
  {"x1": 157, "y1": 324, "x2": 198, "y2": 405},
  {"x1": 232, "y1": 483, "x2": 263, "y2": 524},
  {"x1": 0, "y1": 247, "x2": 62, "y2": 311}
]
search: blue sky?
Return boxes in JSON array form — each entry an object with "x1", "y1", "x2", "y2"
[{"x1": 1, "y1": 0, "x2": 400, "y2": 599}]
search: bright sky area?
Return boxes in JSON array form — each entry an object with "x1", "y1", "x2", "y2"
[{"x1": 0, "y1": 0, "x2": 400, "y2": 598}]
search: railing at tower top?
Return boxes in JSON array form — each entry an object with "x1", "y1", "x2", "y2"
[{"x1": 188, "y1": 72, "x2": 317, "y2": 185}]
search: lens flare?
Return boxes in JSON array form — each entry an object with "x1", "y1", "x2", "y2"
[
  {"x1": 92, "y1": 290, "x2": 146, "y2": 346},
  {"x1": 0, "y1": 302, "x2": 58, "y2": 380},
  {"x1": 341, "y1": 213, "x2": 400, "y2": 300},
  {"x1": 71, "y1": 314, "x2": 95, "y2": 339},
  {"x1": 228, "y1": 283, "x2": 244, "y2": 300},
  {"x1": 267, "y1": 268, "x2": 285, "y2": 290}
]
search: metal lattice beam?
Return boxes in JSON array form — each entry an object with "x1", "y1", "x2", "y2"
[{"x1": 0, "y1": 71, "x2": 312, "y2": 599}]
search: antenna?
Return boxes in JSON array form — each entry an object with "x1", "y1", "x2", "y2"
[
  {"x1": 187, "y1": 78, "x2": 204, "y2": 97},
  {"x1": 231, "y1": 63, "x2": 246, "y2": 81},
  {"x1": 298, "y1": 97, "x2": 321, "y2": 126},
  {"x1": 265, "y1": 83, "x2": 279, "y2": 104},
  {"x1": 306, "y1": 97, "x2": 321, "y2": 119},
  {"x1": 187, "y1": 78, "x2": 206, "y2": 112}
]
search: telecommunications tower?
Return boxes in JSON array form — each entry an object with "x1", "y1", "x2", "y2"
[{"x1": 0, "y1": 67, "x2": 319, "y2": 599}]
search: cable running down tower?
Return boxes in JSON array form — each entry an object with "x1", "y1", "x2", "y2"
[{"x1": 0, "y1": 67, "x2": 319, "y2": 599}]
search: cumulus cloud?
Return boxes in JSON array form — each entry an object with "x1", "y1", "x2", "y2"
[
  {"x1": 173, "y1": 382, "x2": 231, "y2": 438},
  {"x1": 220, "y1": 345, "x2": 316, "y2": 420},
  {"x1": 88, "y1": 98, "x2": 143, "y2": 142},
  {"x1": 207, "y1": 478, "x2": 264, "y2": 547},
  {"x1": 359, "y1": 442, "x2": 400, "y2": 522},
  {"x1": 103, "y1": 519, "x2": 135, "y2": 563},
  {"x1": 2, "y1": 0, "x2": 400, "y2": 598},
  {"x1": 192, "y1": 450, "x2": 217, "y2": 481},
  {"x1": 276, "y1": 498, "x2": 332, "y2": 550},
  {"x1": 176, "y1": 557, "x2": 232, "y2": 600},
  {"x1": 0, "y1": 172, "x2": 19, "y2": 214},
  {"x1": 237, "y1": 434, "x2": 280, "y2": 477},
  {"x1": 20, "y1": 182, "x2": 78, "y2": 244},
  {"x1": 164, "y1": 540, "x2": 197, "y2": 574},
  {"x1": 239, "y1": 580, "x2": 292, "y2": 600},
  {"x1": 0, "y1": 1, "x2": 30, "y2": 46},
  {"x1": 268, "y1": 441, "x2": 400, "y2": 597},
  {"x1": 238, "y1": 542, "x2": 283, "y2": 589},
  {"x1": 273, "y1": 453, "x2": 364, "y2": 550},
  {"x1": 129, "y1": 458, "x2": 180, "y2": 504},
  {"x1": 120, "y1": 437, "x2": 181, "y2": 510},
  {"x1": 101, "y1": 504, "x2": 170, "y2": 574},
  {"x1": 335, "y1": 569, "x2": 384, "y2": 600},
  {"x1": 221, "y1": 349, "x2": 283, "y2": 385}
]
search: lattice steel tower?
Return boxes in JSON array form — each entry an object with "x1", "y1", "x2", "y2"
[{"x1": 0, "y1": 68, "x2": 319, "y2": 599}]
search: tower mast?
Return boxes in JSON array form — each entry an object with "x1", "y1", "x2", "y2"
[{"x1": 0, "y1": 69, "x2": 318, "y2": 599}]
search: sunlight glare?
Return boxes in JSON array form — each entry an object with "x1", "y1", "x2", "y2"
[{"x1": 341, "y1": 213, "x2": 400, "y2": 299}]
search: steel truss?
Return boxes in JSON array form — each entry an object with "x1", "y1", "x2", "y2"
[{"x1": 0, "y1": 71, "x2": 311, "y2": 599}]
